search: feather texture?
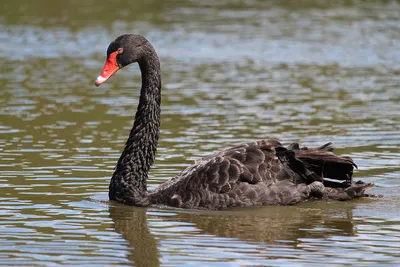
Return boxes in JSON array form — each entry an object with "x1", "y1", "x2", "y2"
[{"x1": 150, "y1": 140, "x2": 372, "y2": 209}]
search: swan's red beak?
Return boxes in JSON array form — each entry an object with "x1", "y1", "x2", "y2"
[{"x1": 95, "y1": 51, "x2": 120, "y2": 87}]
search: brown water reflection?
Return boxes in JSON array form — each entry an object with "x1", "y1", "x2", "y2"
[
  {"x1": 110, "y1": 207, "x2": 160, "y2": 267},
  {"x1": 109, "y1": 201, "x2": 374, "y2": 266}
]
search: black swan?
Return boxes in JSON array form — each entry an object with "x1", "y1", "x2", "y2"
[{"x1": 94, "y1": 34, "x2": 373, "y2": 210}]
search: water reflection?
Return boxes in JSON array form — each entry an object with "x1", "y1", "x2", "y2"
[
  {"x1": 110, "y1": 206, "x2": 160, "y2": 267},
  {"x1": 110, "y1": 202, "x2": 360, "y2": 266},
  {"x1": 169, "y1": 205, "x2": 357, "y2": 243}
]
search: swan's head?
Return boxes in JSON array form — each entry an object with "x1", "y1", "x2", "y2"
[{"x1": 95, "y1": 34, "x2": 149, "y2": 87}]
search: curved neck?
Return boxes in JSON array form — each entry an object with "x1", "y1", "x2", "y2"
[{"x1": 109, "y1": 49, "x2": 161, "y2": 206}]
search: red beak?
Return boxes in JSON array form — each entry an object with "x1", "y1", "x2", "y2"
[{"x1": 95, "y1": 51, "x2": 120, "y2": 87}]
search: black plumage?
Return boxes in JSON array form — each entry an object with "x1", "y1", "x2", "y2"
[{"x1": 95, "y1": 34, "x2": 373, "y2": 210}]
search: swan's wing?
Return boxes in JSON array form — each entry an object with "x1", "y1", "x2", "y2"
[
  {"x1": 152, "y1": 139, "x2": 321, "y2": 208},
  {"x1": 199, "y1": 139, "x2": 284, "y2": 189},
  {"x1": 150, "y1": 140, "x2": 290, "y2": 205},
  {"x1": 150, "y1": 140, "x2": 363, "y2": 209}
]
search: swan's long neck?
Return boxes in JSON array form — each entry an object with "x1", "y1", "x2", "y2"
[{"x1": 109, "y1": 49, "x2": 161, "y2": 206}]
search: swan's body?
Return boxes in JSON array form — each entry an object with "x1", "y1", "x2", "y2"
[{"x1": 95, "y1": 34, "x2": 372, "y2": 210}]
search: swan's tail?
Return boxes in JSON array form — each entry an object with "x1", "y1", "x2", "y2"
[
  {"x1": 294, "y1": 142, "x2": 356, "y2": 182},
  {"x1": 277, "y1": 142, "x2": 374, "y2": 199}
]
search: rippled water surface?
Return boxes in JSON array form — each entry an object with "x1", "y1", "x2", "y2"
[{"x1": 1, "y1": 0, "x2": 400, "y2": 266}]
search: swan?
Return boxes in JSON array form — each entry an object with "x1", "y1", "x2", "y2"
[{"x1": 94, "y1": 34, "x2": 373, "y2": 209}]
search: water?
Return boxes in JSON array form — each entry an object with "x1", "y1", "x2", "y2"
[{"x1": 1, "y1": 0, "x2": 400, "y2": 266}]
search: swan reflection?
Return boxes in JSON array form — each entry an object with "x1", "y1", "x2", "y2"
[{"x1": 109, "y1": 202, "x2": 358, "y2": 265}]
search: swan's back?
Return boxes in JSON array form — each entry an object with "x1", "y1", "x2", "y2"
[{"x1": 150, "y1": 139, "x2": 371, "y2": 209}]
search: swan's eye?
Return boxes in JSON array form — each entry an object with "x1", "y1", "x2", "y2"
[{"x1": 117, "y1": 48, "x2": 124, "y2": 54}]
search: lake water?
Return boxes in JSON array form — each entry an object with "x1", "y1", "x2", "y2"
[{"x1": 1, "y1": 0, "x2": 400, "y2": 266}]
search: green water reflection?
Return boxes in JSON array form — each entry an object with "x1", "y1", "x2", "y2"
[{"x1": 1, "y1": 0, "x2": 399, "y2": 266}]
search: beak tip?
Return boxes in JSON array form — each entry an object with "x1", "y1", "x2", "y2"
[{"x1": 95, "y1": 76, "x2": 107, "y2": 87}]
